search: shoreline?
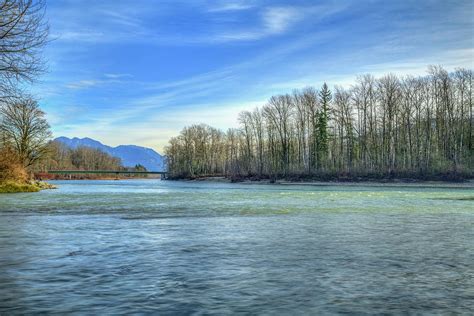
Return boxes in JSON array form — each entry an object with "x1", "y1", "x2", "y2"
[
  {"x1": 170, "y1": 176, "x2": 474, "y2": 188},
  {"x1": 5, "y1": 177, "x2": 473, "y2": 192}
]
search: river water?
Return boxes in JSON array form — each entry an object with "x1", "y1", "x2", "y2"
[{"x1": 0, "y1": 180, "x2": 473, "y2": 314}]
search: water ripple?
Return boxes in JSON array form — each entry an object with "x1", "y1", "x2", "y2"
[{"x1": 0, "y1": 180, "x2": 473, "y2": 314}]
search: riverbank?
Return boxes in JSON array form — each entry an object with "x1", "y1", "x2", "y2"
[
  {"x1": 0, "y1": 180, "x2": 56, "y2": 193},
  {"x1": 170, "y1": 174, "x2": 474, "y2": 188}
]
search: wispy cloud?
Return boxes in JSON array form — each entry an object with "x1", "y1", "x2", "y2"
[
  {"x1": 263, "y1": 7, "x2": 302, "y2": 34},
  {"x1": 50, "y1": 1, "x2": 348, "y2": 45},
  {"x1": 55, "y1": 30, "x2": 106, "y2": 42},
  {"x1": 65, "y1": 80, "x2": 102, "y2": 90},
  {"x1": 207, "y1": 1, "x2": 255, "y2": 13},
  {"x1": 65, "y1": 74, "x2": 132, "y2": 90},
  {"x1": 98, "y1": 9, "x2": 144, "y2": 28},
  {"x1": 104, "y1": 73, "x2": 133, "y2": 79},
  {"x1": 212, "y1": 4, "x2": 343, "y2": 42}
]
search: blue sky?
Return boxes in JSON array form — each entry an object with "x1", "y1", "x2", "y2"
[{"x1": 36, "y1": 0, "x2": 473, "y2": 152}]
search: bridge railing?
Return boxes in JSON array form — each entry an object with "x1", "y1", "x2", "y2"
[
  {"x1": 45, "y1": 170, "x2": 168, "y2": 179},
  {"x1": 47, "y1": 170, "x2": 167, "y2": 175}
]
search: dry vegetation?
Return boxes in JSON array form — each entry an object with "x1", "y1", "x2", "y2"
[
  {"x1": 0, "y1": 146, "x2": 28, "y2": 182},
  {"x1": 0, "y1": 146, "x2": 41, "y2": 192}
]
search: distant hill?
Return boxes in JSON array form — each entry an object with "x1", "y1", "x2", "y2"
[{"x1": 55, "y1": 137, "x2": 165, "y2": 171}]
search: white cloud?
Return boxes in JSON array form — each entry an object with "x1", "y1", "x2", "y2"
[
  {"x1": 208, "y1": 2, "x2": 254, "y2": 13},
  {"x1": 65, "y1": 80, "x2": 101, "y2": 90},
  {"x1": 54, "y1": 30, "x2": 106, "y2": 42},
  {"x1": 49, "y1": 1, "x2": 347, "y2": 45},
  {"x1": 211, "y1": 3, "x2": 347, "y2": 42},
  {"x1": 104, "y1": 73, "x2": 133, "y2": 79},
  {"x1": 65, "y1": 74, "x2": 132, "y2": 90},
  {"x1": 98, "y1": 9, "x2": 143, "y2": 28},
  {"x1": 263, "y1": 7, "x2": 301, "y2": 34},
  {"x1": 213, "y1": 6, "x2": 304, "y2": 41}
]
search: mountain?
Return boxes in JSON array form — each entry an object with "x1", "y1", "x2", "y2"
[{"x1": 55, "y1": 137, "x2": 165, "y2": 171}]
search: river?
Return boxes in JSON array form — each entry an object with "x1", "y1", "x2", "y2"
[{"x1": 0, "y1": 180, "x2": 473, "y2": 314}]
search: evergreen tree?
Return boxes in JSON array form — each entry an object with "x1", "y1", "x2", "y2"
[{"x1": 317, "y1": 83, "x2": 332, "y2": 167}]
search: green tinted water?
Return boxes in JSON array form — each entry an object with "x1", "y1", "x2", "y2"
[{"x1": 0, "y1": 180, "x2": 473, "y2": 314}]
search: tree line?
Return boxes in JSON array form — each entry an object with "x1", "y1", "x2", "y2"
[
  {"x1": 37, "y1": 141, "x2": 123, "y2": 172},
  {"x1": 0, "y1": 0, "x2": 51, "y2": 183},
  {"x1": 165, "y1": 66, "x2": 473, "y2": 181},
  {"x1": 35, "y1": 141, "x2": 149, "y2": 178}
]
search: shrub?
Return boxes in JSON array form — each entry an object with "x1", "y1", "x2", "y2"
[{"x1": 0, "y1": 146, "x2": 29, "y2": 182}]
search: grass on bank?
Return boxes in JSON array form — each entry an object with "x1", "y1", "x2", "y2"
[
  {"x1": 0, "y1": 180, "x2": 56, "y2": 193},
  {"x1": 0, "y1": 181, "x2": 41, "y2": 193}
]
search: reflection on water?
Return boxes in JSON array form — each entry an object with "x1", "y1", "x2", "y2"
[{"x1": 0, "y1": 180, "x2": 473, "y2": 314}]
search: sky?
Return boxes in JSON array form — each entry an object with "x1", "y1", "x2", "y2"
[{"x1": 35, "y1": 0, "x2": 474, "y2": 152}]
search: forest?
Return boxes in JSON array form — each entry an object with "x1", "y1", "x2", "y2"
[
  {"x1": 165, "y1": 66, "x2": 473, "y2": 181},
  {"x1": 37, "y1": 142, "x2": 121, "y2": 172},
  {"x1": 34, "y1": 141, "x2": 148, "y2": 179}
]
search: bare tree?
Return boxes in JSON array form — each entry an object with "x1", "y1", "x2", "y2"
[
  {"x1": 301, "y1": 87, "x2": 319, "y2": 173},
  {"x1": 166, "y1": 66, "x2": 473, "y2": 181},
  {"x1": 0, "y1": 0, "x2": 49, "y2": 90},
  {"x1": 263, "y1": 95, "x2": 293, "y2": 175},
  {"x1": 0, "y1": 97, "x2": 51, "y2": 167},
  {"x1": 238, "y1": 111, "x2": 254, "y2": 175},
  {"x1": 250, "y1": 108, "x2": 265, "y2": 176}
]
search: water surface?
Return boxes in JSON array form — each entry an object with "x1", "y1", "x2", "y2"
[{"x1": 0, "y1": 180, "x2": 473, "y2": 314}]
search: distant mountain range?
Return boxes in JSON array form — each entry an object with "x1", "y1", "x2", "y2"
[{"x1": 55, "y1": 137, "x2": 165, "y2": 171}]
